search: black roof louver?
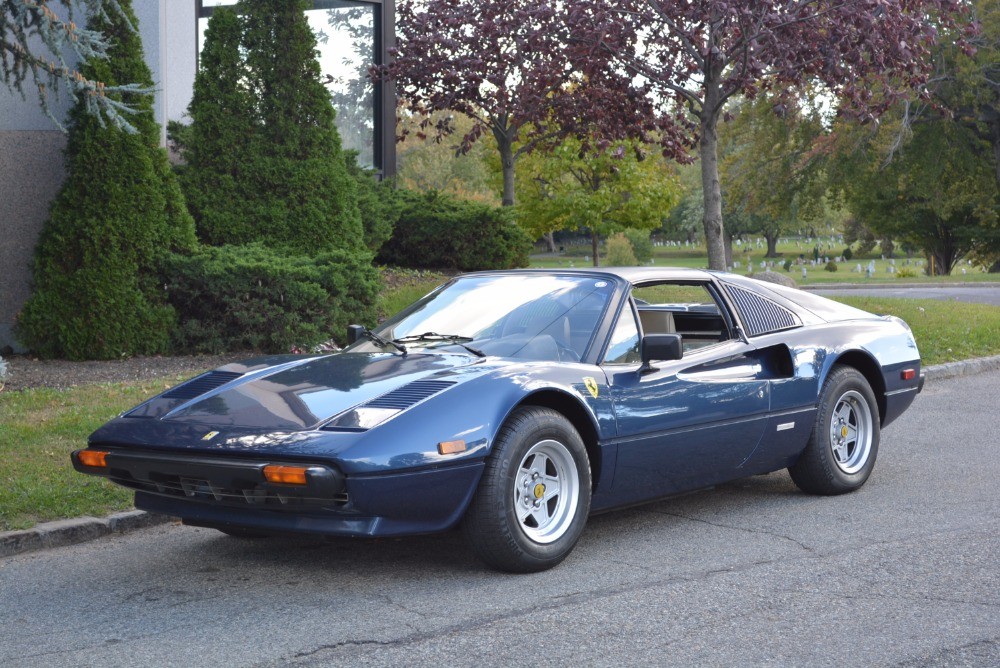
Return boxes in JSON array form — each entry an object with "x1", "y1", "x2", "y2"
[
  {"x1": 162, "y1": 371, "x2": 243, "y2": 401},
  {"x1": 364, "y1": 380, "x2": 456, "y2": 410},
  {"x1": 725, "y1": 285, "x2": 800, "y2": 337}
]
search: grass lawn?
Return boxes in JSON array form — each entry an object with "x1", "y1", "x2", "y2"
[
  {"x1": 0, "y1": 377, "x2": 192, "y2": 531},
  {"x1": 2, "y1": 278, "x2": 998, "y2": 532},
  {"x1": 530, "y1": 239, "x2": 997, "y2": 286},
  {"x1": 831, "y1": 297, "x2": 1000, "y2": 365}
]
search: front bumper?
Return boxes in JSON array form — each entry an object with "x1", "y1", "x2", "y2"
[{"x1": 72, "y1": 447, "x2": 485, "y2": 537}]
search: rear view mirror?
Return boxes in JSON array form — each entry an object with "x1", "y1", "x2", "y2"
[{"x1": 347, "y1": 324, "x2": 365, "y2": 344}]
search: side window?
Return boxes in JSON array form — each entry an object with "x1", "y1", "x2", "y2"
[
  {"x1": 603, "y1": 303, "x2": 641, "y2": 365},
  {"x1": 632, "y1": 281, "x2": 732, "y2": 352}
]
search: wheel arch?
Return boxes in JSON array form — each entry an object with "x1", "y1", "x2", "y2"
[
  {"x1": 515, "y1": 390, "x2": 603, "y2": 493},
  {"x1": 827, "y1": 350, "x2": 887, "y2": 424}
]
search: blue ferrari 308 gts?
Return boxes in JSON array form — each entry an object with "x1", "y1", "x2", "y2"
[{"x1": 74, "y1": 268, "x2": 924, "y2": 571}]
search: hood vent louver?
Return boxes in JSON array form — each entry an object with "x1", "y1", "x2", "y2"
[
  {"x1": 364, "y1": 380, "x2": 457, "y2": 410},
  {"x1": 725, "y1": 285, "x2": 800, "y2": 337},
  {"x1": 162, "y1": 371, "x2": 244, "y2": 401}
]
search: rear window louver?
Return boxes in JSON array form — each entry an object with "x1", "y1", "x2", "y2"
[
  {"x1": 364, "y1": 380, "x2": 456, "y2": 410},
  {"x1": 725, "y1": 285, "x2": 800, "y2": 337},
  {"x1": 162, "y1": 371, "x2": 243, "y2": 400}
]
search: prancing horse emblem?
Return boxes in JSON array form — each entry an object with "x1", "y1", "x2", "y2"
[{"x1": 583, "y1": 377, "x2": 599, "y2": 399}]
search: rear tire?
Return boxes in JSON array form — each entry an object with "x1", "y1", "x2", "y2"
[
  {"x1": 789, "y1": 365, "x2": 880, "y2": 495},
  {"x1": 464, "y1": 406, "x2": 591, "y2": 573}
]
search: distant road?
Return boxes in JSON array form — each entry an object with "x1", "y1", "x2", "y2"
[{"x1": 811, "y1": 284, "x2": 1000, "y2": 307}]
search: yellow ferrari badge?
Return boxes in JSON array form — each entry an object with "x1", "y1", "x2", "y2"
[
  {"x1": 583, "y1": 376, "x2": 599, "y2": 399},
  {"x1": 202, "y1": 431, "x2": 220, "y2": 441}
]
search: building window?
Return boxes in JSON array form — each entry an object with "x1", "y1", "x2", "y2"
[{"x1": 196, "y1": 0, "x2": 393, "y2": 174}]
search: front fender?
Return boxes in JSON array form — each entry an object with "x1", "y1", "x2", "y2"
[{"x1": 335, "y1": 361, "x2": 615, "y2": 475}]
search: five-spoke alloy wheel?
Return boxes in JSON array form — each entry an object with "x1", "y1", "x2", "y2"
[
  {"x1": 789, "y1": 365, "x2": 880, "y2": 495},
  {"x1": 464, "y1": 406, "x2": 591, "y2": 572}
]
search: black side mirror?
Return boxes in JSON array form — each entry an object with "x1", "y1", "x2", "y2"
[
  {"x1": 347, "y1": 324, "x2": 365, "y2": 344},
  {"x1": 640, "y1": 334, "x2": 683, "y2": 370}
]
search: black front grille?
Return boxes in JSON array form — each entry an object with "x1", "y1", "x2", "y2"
[
  {"x1": 162, "y1": 371, "x2": 243, "y2": 400},
  {"x1": 365, "y1": 380, "x2": 456, "y2": 409},
  {"x1": 725, "y1": 285, "x2": 800, "y2": 337},
  {"x1": 109, "y1": 472, "x2": 348, "y2": 508}
]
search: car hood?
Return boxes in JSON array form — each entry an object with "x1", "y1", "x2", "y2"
[{"x1": 126, "y1": 352, "x2": 483, "y2": 430}]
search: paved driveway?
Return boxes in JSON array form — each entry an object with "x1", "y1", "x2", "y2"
[{"x1": 1, "y1": 371, "x2": 998, "y2": 667}]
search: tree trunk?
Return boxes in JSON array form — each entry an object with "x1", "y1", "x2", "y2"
[
  {"x1": 494, "y1": 129, "x2": 516, "y2": 207},
  {"x1": 699, "y1": 107, "x2": 726, "y2": 271},
  {"x1": 765, "y1": 232, "x2": 779, "y2": 258},
  {"x1": 544, "y1": 231, "x2": 556, "y2": 253},
  {"x1": 723, "y1": 228, "x2": 733, "y2": 269},
  {"x1": 592, "y1": 231, "x2": 600, "y2": 267}
]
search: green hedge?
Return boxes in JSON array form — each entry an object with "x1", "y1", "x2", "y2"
[
  {"x1": 378, "y1": 190, "x2": 531, "y2": 271},
  {"x1": 161, "y1": 244, "x2": 379, "y2": 354}
]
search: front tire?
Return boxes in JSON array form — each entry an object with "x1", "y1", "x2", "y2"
[
  {"x1": 789, "y1": 365, "x2": 880, "y2": 495},
  {"x1": 464, "y1": 406, "x2": 591, "y2": 573}
]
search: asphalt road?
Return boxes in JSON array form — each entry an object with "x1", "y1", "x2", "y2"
[
  {"x1": 2, "y1": 371, "x2": 998, "y2": 668},
  {"x1": 811, "y1": 285, "x2": 1000, "y2": 307}
]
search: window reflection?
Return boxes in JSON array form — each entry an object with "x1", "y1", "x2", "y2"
[{"x1": 353, "y1": 275, "x2": 616, "y2": 363}]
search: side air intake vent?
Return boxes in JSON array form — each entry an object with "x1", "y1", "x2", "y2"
[
  {"x1": 725, "y1": 285, "x2": 800, "y2": 337},
  {"x1": 365, "y1": 380, "x2": 456, "y2": 410},
  {"x1": 162, "y1": 371, "x2": 243, "y2": 400}
]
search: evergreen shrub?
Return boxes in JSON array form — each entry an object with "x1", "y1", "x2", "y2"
[
  {"x1": 843, "y1": 247, "x2": 854, "y2": 261},
  {"x1": 16, "y1": 0, "x2": 197, "y2": 360},
  {"x1": 783, "y1": 259, "x2": 794, "y2": 272},
  {"x1": 178, "y1": 1, "x2": 363, "y2": 253},
  {"x1": 348, "y1": 153, "x2": 401, "y2": 253},
  {"x1": 162, "y1": 245, "x2": 379, "y2": 354},
  {"x1": 825, "y1": 260, "x2": 839, "y2": 272},
  {"x1": 378, "y1": 191, "x2": 531, "y2": 271}
]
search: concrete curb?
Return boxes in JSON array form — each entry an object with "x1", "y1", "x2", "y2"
[
  {"x1": 3, "y1": 354, "x2": 999, "y2": 559},
  {"x1": 923, "y1": 354, "x2": 1000, "y2": 381},
  {"x1": 1, "y1": 510, "x2": 172, "y2": 559}
]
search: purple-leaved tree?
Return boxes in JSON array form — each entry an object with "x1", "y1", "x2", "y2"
[
  {"x1": 569, "y1": 0, "x2": 967, "y2": 270},
  {"x1": 379, "y1": 0, "x2": 682, "y2": 208}
]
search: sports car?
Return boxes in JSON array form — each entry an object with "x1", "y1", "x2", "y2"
[{"x1": 73, "y1": 268, "x2": 924, "y2": 572}]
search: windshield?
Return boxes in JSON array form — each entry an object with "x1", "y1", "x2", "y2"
[{"x1": 350, "y1": 274, "x2": 616, "y2": 362}]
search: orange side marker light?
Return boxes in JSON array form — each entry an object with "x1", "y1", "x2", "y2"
[
  {"x1": 438, "y1": 440, "x2": 467, "y2": 455},
  {"x1": 77, "y1": 450, "x2": 109, "y2": 468},
  {"x1": 263, "y1": 465, "x2": 308, "y2": 485},
  {"x1": 900, "y1": 369, "x2": 916, "y2": 381}
]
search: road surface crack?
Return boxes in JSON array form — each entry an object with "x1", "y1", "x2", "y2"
[{"x1": 642, "y1": 508, "x2": 815, "y2": 552}]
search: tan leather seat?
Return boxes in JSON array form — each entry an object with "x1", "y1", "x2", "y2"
[{"x1": 638, "y1": 309, "x2": 675, "y2": 335}]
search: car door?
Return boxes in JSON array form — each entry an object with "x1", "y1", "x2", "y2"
[{"x1": 602, "y1": 283, "x2": 770, "y2": 504}]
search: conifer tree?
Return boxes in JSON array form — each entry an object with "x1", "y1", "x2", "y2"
[
  {"x1": 17, "y1": 0, "x2": 197, "y2": 360},
  {"x1": 177, "y1": 7, "x2": 254, "y2": 245},
  {"x1": 182, "y1": 0, "x2": 363, "y2": 252}
]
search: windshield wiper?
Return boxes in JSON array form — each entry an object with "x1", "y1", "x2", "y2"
[
  {"x1": 350, "y1": 325, "x2": 407, "y2": 355},
  {"x1": 392, "y1": 332, "x2": 485, "y2": 358}
]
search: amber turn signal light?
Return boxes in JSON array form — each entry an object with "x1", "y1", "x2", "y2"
[
  {"x1": 77, "y1": 450, "x2": 109, "y2": 468},
  {"x1": 263, "y1": 465, "x2": 308, "y2": 485},
  {"x1": 900, "y1": 369, "x2": 916, "y2": 381},
  {"x1": 438, "y1": 440, "x2": 467, "y2": 455}
]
